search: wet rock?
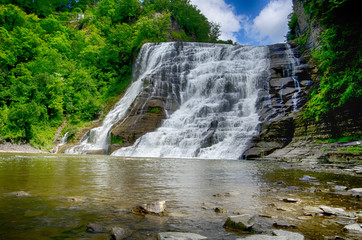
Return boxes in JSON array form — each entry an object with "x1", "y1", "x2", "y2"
[
  {"x1": 273, "y1": 220, "x2": 297, "y2": 229},
  {"x1": 349, "y1": 188, "x2": 362, "y2": 197},
  {"x1": 13, "y1": 191, "x2": 31, "y2": 197},
  {"x1": 236, "y1": 235, "x2": 285, "y2": 240},
  {"x1": 67, "y1": 197, "x2": 83, "y2": 202},
  {"x1": 319, "y1": 205, "x2": 354, "y2": 217},
  {"x1": 357, "y1": 214, "x2": 362, "y2": 223},
  {"x1": 282, "y1": 198, "x2": 299, "y2": 203},
  {"x1": 333, "y1": 186, "x2": 348, "y2": 191},
  {"x1": 213, "y1": 193, "x2": 222, "y2": 197},
  {"x1": 272, "y1": 230, "x2": 304, "y2": 240},
  {"x1": 223, "y1": 214, "x2": 255, "y2": 231},
  {"x1": 132, "y1": 201, "x2": 166, "y2": 215},
  {"x1": 111, "y1": 227, "x2": 127, "y2": 240},
  {"x1": 302, "y1": 206, "x2": 323, "y2": 216},
  {"x1": 214, "y1": 207, "x2": 228, "y2": 213},
  {"x1": 342, "y1": 223, "x2": 362, "y2": 234},
  {"x1": 299, "y1": 175, "x2": 317, "y2": 182},
  {"x1": 86, "y1": 223, "x2": 110, "y2": 233},
  {"x1": 158, "y1": 232, "x2": 208, "y2": 240},
  {"x1": 352, "y1": 166, "x2": 362, "y2": 174}
]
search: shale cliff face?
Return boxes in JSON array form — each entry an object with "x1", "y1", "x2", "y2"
[
  {"x1": 243, "y1": 43, "x2": 314, "y2": 159},
  {"x1": 243, "y1": 0, "x2": 362, "y2": 163}
]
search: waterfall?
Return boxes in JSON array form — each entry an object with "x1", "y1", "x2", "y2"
[
  {"x1": 111, "y1": 42, "x2": 270, "y2": 159},
  {"x1": 54, "y1": 132, "x2": 68, "y2": 153},
  {"x1": 65, "y1": 43, "x2": 178, "y2": 154},
  {"x1": 286, "y1": 44, "x2": 302, "y2": 111}
]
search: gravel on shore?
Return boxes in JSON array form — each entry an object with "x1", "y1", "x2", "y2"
[{"x1": 0, "y1": 143, "x2": 43, "y2": 153}]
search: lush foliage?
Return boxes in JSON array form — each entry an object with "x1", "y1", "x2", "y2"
[
  {"x1": 0, "y1": 0, "x2": 220, "y2": 149},
  {"x1": 290, "y1": 0, "x2": 361, "y2": 123}
]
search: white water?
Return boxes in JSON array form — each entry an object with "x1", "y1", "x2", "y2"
[
  {"x1": 65, "y1": 43, "x2": 178, "y2": 154},
  {"x1": 54, "y1": 132, "x2": 68, "y2": 153},
  {"x1": 111, "y1": 43, "x2": 269, "y2": 159},
  {"x1": 286, "y1": 44, "x2": 302, "y2": 111}
]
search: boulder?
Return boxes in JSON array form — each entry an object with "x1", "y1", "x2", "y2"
[
  {"x1": 273, "y1": 230, "x2": 304, "y2": 240},
  {"x1": 133, "y1": 201, "x2": 166, "y2": 215},
  {"x1": 223, "y1": 214, "x2": 255, "y2": 231},
  {"x1": 158, "y1": 232, "x2": 207, "y2": 240}
]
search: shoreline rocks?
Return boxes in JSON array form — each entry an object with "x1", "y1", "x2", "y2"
[{"x1": 0, "y1": 143, "x2": 44, "y2": 153}]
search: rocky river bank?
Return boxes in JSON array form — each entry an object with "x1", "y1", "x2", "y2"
[{"x1": 0, "y1": 143, "x2": 44, "y2": 153}]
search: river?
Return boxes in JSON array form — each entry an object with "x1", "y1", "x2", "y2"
[{"x1": 0, "y1": 153, "x2": 361, "y2": 239}]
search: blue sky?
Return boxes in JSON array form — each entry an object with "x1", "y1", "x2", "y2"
[{"x1": 190, "y1": 0, "x2": 293, "y2": 45}]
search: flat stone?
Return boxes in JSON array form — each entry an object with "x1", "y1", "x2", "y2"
[
  {"x1": 334, "y1": 186, "x2": 348, "y2": 191},
  {"x1": 273, "y1": 221, "x2": 297, "y2": 229},
  {"x1": 273, "y1": 230, "x2": 304, "y2": 240},
  {"x1": 237, "y1": 235, "x2": 287, "y2": 240},
  {"x1": 299, "y1": 175, "x2": 317, "y2": 182},
  {"x1": 349, "y1": 188, "x2": 362, "y2": 197},
  {"x1": 319, "y1": 205, "x2": 353, "y2": 217},
  {"x1": 111, "y1": 227, "x2": 127, "y2": 240},
  {"x1": 224, "y1": 214, "x2": 256, "y2": 231},
  {"x1": 302, "y1": 206, "x2": 323, "y2": 216},
  {"x1": 343, "y1": 223, "x2": 362, "y2": 233},
  {"x1": 282, "y1": 198, "x2": 299, "y2": 203},
  {"x1": 11, "y1": 191, "x2": 31, "y2": 197},
  {"x1": 158, "y1": 232, "x2": 207, "y2": 240}
]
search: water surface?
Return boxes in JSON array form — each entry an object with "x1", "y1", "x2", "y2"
[{"x1": 0, "y1": 153, "x2": 360, "y2": 240}]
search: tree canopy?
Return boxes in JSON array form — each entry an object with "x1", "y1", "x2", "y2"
[{"x1": 0, "y1": 0, "x2": 222, "y2": 149}]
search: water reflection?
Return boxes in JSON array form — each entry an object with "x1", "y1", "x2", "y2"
[
  {"x1": 2, "y1": 154, "x2": 359, "y2": 239},
  {"x1": 0, "y1": 153, "x2": 260, "y2": 239}
]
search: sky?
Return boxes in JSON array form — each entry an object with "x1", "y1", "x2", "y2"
[{"x1": 189, "y1": 0, "x2": 293, "y2": 45}]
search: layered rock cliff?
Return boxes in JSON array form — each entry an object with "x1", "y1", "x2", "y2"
[{"x1": 243, "y1": 0, "x2": 362, "y2": 164}]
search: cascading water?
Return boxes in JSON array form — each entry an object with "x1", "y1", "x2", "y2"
[
  {"x1": 111, "y1": 42, "x2": 270, "y2": 159},
  {"x1": 286, "y1": 44, "x2": 302, "y2": 111},
  {"x1": 65, "y1": 43, "x2": 178, "y2": 154}
]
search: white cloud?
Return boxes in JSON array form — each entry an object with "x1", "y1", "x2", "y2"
[
  {"x1": 247, "y1": 0, "x2": 293, "y2": 44},
  {"x1": 190, "y1": 0, "x2": 244, "y2": 42}
]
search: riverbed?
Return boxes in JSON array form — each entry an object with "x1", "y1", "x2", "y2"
[{"x1": 0, "y1": 153, "x2": 360, "y2": 239}]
